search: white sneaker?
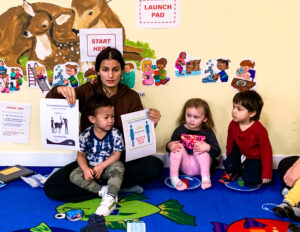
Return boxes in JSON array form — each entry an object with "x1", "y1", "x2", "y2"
[
  {"x1": 96, "y1": 194, "x2": 118, "y2": 216},
  {"x1": 98, "y1": 185, "x2": 108, "y2": 197}
]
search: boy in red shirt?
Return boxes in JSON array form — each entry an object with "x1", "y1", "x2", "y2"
[{"x1": 220, "y1": 90, "x2": 273, "y2": 186}]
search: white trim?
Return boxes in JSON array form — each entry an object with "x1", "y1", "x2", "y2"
[
  {"x1": 0, "y1": 151, "x2": 76, "y2": 166},
  {"x1": 0, "y1": 152, "x2": 296, "y2": 168}
]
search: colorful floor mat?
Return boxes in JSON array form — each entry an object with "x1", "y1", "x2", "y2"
[{"x1": 0, "y1": 167, "x2": 299, "y2": 232}]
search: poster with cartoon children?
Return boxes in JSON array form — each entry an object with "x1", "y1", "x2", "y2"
[
  {"x1": 0, "y1": 59, "x2": 24, "y2": 94},
  {"x1": 121, "y1": 62, "x2": 136, "y2": 88},
  {"x1": 52, "y1": 62, "x2": 79, "y2": 88},
  {"x1": 140, "y1": 57, "x2": 170, "y2": 86},
  {"x1": 231, "y1": 59, "x2": 256, "y2": 91},
  {"x1": 202, "y1": 58, "x2": 231, "y2": 83},
  {"x1": 174, "y1": 51, "x2": 201, "y2": 77}
]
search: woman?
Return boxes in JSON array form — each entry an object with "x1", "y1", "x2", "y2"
[{"x1": 44, "y1": 47, "x2": 164, "y2": 202}]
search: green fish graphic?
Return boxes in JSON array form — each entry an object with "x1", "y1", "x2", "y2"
[{"x1": 56, "y1": 193, "x2": 196, "y2": 230}]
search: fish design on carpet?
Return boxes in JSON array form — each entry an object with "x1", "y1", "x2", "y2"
[
  {"x1": 212, "y1": 217, "x2": 293, "y2": 232},
  {"x1": 55, "y1": 193, "x2": 196, "y2": 230},
  {"x1": 14, "y1": 222, "x2": 75, "y2": 232}
]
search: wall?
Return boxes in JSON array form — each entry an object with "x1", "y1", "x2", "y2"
[{"x1": 1, "y1": 0, "x2": 300, "y2": 166}]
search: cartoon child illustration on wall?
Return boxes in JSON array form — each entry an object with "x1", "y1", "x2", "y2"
[
  {"x1": 0, "y1": 59, "x2": 9, "y2": 91},
  {"x1": 84, "y1": 66, "x2": 97, "y2": 84},
  {"x1": 202, "y1": 58, "x2": 230, "y2": 83},
  {"x1": 121, "y1": 62, "x2": 136, "y2": 88},
  {"x1": 65, "y1": 64, "x2": 79, "y2": 87},
  {"x1": 212, "y1": 59, "x2": 230, "y2": 82},
  {"x1": 141, "y1": 59, "x2": 154, "y2": 86},
  {"x1": 175, "y1": 51, "x2": 201, "y2": 77},
  {"x1": 175, "y1": 51, "x2": 187, "y2": 75},
  {"x1": 53, "y1": 68, "x2": 68, "y2": 87},
  {"x1": 155, "y1": 58, "x2": 170, "y2": 86},
  {"x1": 231, "y1": 59, "x2": 256, "y2": 91}
]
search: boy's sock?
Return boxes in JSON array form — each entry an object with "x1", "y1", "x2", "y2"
[
  {"x1": 98, "y1": 185, "x2": 108, "y2": 197},
  {"x1": 120, "y1": 185, "x2": 144, "y2": 194},
  {"x1": 201, "y1": 176, "x2": 211, "y2": 190},
  {"x1": 170, "y1": 176, "x2": 187, "y2": 191}
]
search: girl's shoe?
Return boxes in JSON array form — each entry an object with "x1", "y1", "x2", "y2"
[
  {"x1": 219, "y1": 172, "x2": 238, "y2": 184},
  {"x1": 284, "y1": 205, "x2": 300, "y2": 222}
]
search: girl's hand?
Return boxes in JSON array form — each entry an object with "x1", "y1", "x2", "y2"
[
  {"x1": 194, "y1": 141, "x2": 210, "y2": 154},
  {"x1": 168, "y1": 141, "x2": 182, "y2": 153},
  {"x1": 147, "y1": 108, "x2": 161, "y2": 125},
  {"x1": 57, "y1": 86, "x2": 76, "y2": 105},
  {"x1": 262, "y1": 178, "x2": 271, "y2": 184},
  {"x1": 83, "y1": 168, "x2": 94, "y2": 181},
  {"x1": 93, "y1": 165, "x2": 104, "y2": 179}
]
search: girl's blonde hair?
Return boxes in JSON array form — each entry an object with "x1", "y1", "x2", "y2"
[
  {"x1": 141, "y1": 59, "x2": 152, "y2": 72},
  {"x1": 177, "y1": 98, "x2": 214, "y2": 129}
]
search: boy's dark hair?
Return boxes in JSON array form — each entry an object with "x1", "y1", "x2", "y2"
[
  {"x1": 233, "y1": 90, "x2": 264, "y2": 121},
  {"x1": 87, "y1": 94, "x2": 114, "y2": 116}
]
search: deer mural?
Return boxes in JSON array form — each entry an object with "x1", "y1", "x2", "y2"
[
  {"x1": 0, "y1": 0, "x2": 78, "y2": 71},
  {"x1": 23, "y1": 0, "x2": 80, "y2": 70}
]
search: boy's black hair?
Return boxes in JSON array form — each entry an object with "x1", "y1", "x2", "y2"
[
  {"x1": 233, "y1": 90, "x2": 264, "y2": 121},
  {"x1": 86, "y1": 94, "x2": 114, "y2": 116}
]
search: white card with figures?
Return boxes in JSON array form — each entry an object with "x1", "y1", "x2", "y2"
[
  {"x1": 121, "y1": 109, "x2": 156, "y2": 162},
  {"x1": 40, "y1": 98, "x2": 79, "y2": 150}
]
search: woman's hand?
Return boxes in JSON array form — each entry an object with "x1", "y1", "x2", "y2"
[
  {"x1": 168, "y1": 141, "x2": 182, "y2": 153},
  {"x1": 147, "y1": 108, "x2": 161, "y2": 126},
  {"x1": 57, "y1": 86, "x2": 76, "y2": 105}
]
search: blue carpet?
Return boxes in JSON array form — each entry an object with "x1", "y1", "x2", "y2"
[{"x1": 0, "y1": 167, "x2": 299, "y2": 232}]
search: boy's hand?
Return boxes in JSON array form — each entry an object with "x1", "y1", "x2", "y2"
[
  {"x1": 262, "y1": 178, "x2": 271, "y2": 184},
  {"x1": 93, "y1": 165, "x2": 104, "y2": 179},
  {"x1": 83, "y1": 168, "x2": 94, "y2": 180},
  {"x1": 194, "y1": 141, "x2": 210, "y2": 154},
  {"x1": 168, "y1": 141, "x2": 182, "y2": 153}
]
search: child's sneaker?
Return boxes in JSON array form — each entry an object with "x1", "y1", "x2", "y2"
[
  {"x1": 272, "y1": 202, "x2": 291, "y2": 217},
  {"x1": 219, "y1": 172, "x2": 238, "y2": 184},
  {"x1": 96, "y1": 194, "x2": 118, "y2": 216},
  {"x1": 98, "y1": 185, "x2": 108, "y2": 197}
]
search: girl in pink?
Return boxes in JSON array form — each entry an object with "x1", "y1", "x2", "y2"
[
  {"x1": 141, "y1": 59, "x2": 154, "y2": 85},
  {"x1": 175, "y1": 51, "x2": 187, "y2": 75},
  {"x1": 166, "y1": 98, "x2": 221, "y2": 190}
]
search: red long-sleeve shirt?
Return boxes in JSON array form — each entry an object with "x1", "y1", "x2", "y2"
[{"x1": 226, "y1": 120, "x2": 273, "y2": 179}]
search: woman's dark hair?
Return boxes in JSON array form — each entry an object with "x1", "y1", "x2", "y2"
[
  {"x1": 95, "y1": 47, "x2": 125, "y2": 73},
  {"x1": 87, "y1": 94, "x2": 114, "y2": 116},
  {"x1": 233, "y1": 90, "x2": 264, "y2": 121}
]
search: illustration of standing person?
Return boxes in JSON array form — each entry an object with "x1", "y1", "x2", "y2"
[
  {"x1": 15, "y1": 69, "x2": 23, "y2": 85},
  {"x1": 141, "y1": 59, "x2": 154, "y2": 85},
  {"x1": 236, "y1": 59, "x2": 256, "y2": 81},
  {"x1": 212, "y1": 59, "x2": 230, "y2": 82},
  {"x1": 0, "y1": 60, "x2": 7, "y2": 76},
  {"x1": 130, "y1": 124, "x2": 135, "y2": 147},
  {"x1": 51, "y1": 117, "x2": 54, "y2": 133},
  {"x1": 10, "y1": 68, "x2": 16, "y2": 80},
  {"x1": 65, "y1": 64, "x2": 79, "y2": 87},
  {"x1": 145, "y1": 121, "x2": 150, "y2": 143},
  {"x1": 63, "y1": 118, "x2": 68, "y2": 134},
  {"x1": 175, "y1": 52, "x2": 187, "y2": 75}
]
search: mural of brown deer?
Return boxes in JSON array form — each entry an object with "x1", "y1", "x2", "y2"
[
  {"x1": 23, "y1": 0, "x2": 80, "y2": 70},
  {"x1": 71, "y1": 0, "x2": 143, "y2": 61},
  {"x1": 0, "y1": 0, "x2": 78, "y2": 71}
]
